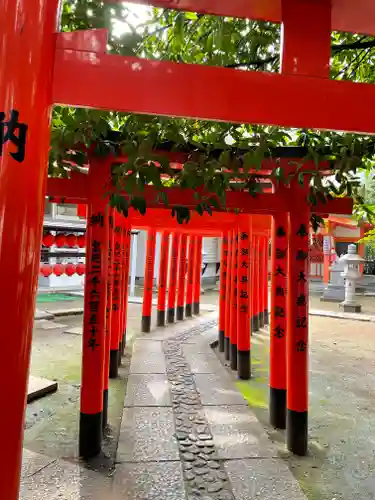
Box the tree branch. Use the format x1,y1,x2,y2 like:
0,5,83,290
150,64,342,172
225,55,278,69
224,38,375,70
331,38,375,52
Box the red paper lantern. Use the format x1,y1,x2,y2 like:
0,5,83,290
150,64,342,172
76,263,85,276
40,264,52,277
42,233,54,248
66,234,77,248
53,263,65,276
65,263,76,276
77,235,86,248
55,234,66,248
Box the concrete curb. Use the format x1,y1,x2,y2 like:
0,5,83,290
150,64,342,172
309,309,375,323
43,308,84,319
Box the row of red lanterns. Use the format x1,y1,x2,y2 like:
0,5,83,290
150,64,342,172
42,233,86,248
40,263,86,277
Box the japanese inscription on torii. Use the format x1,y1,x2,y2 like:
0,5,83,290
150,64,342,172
0,110,28,163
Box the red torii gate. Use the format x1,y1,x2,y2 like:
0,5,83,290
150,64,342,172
46,153,352,455
0,0,370,497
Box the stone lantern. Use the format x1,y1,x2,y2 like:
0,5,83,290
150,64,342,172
339,244,365,313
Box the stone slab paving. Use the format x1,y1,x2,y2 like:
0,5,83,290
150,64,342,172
117,406,179,462
194,373,248,406
204,406,277,460
21,449,55,479
20,456,113,500
21,313,306,500
27,376,58,403
115,315,306,500
64,325,83,335
124,374,172,407
114,462,186,500
129,350,167,374
225,459,306,500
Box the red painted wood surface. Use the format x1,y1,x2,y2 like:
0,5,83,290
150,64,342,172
47,177,354,217
185,236,196,311
105,0,375,36
219,233,229,336
157,232,170,312
193,236,203,308
142,229,157,319
54,46,375,135
168,233,180,314
81,199,109,413
177,234,188,312
270,214,288,392
0,2,60,496
237,218,251,352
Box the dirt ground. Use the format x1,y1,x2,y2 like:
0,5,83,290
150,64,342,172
25,300,165,463
27,288,375,499
236,315,375,500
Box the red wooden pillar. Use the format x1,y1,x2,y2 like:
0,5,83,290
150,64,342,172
219,232,229,352
230,228,238,371
167,233,180,323
264,235,270,325
103,211,114,429
251,235,260,332
269,214,288,429
287,206,310,455
259,236,265,328
109,219,122,378
117,225,125,367
193,236,203,314
177,234,188,321
0,2,60,495
237,217,251,379
120,224,131,354
80,200,109,458
281,0,330,456
185,236,196,317
256,236,261,330
157,231,170,326
142,229,156,332
224,232,233,360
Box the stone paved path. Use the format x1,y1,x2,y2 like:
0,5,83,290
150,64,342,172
21,314,306,499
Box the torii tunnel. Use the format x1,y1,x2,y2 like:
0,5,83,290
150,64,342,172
1,0,373,497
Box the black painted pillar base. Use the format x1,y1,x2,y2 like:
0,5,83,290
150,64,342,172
286,409,308,456
218,330,225,352
251,315,259,332
79,411,102,459
230,343,238,371
102,389,108,430
109,349,119,379
157,310,165,327
264,309,269,325
185,303,192,317
237,350,251,379
269,387,286,429
141,315,151,333
193,302,200,315
224,337,230,361
167,308,175,323
176,306,184,321
259,311,264,328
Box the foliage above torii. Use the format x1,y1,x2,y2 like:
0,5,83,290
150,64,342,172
53,1,375,227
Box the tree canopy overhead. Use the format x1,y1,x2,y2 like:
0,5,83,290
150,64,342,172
53,1,375,226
